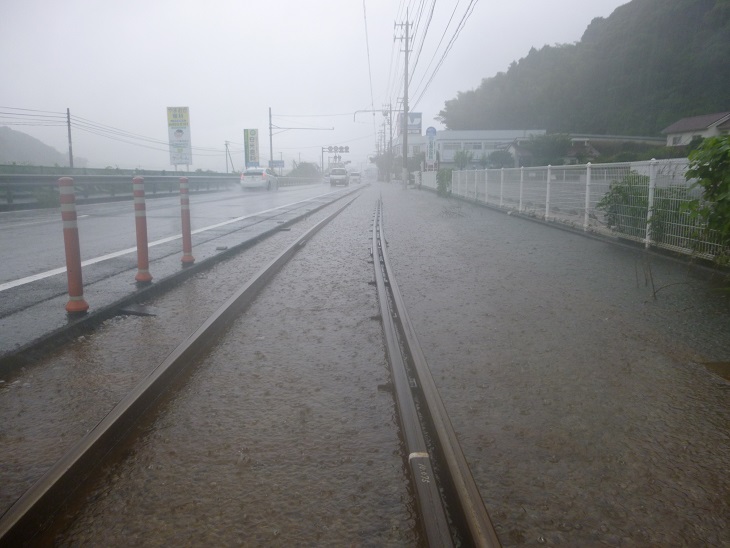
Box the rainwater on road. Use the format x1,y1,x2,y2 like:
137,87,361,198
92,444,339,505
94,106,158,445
1,182,728,546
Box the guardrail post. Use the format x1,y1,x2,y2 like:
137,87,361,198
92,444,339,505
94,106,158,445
132,176,152,283
499,168,504,207
546,165,552,219
58,177,89,314
584,163,592,231
485,169,489,204
179,177,195,266
519,167,524,211
646,158,657,248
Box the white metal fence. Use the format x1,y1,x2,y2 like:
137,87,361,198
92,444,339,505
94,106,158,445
420,160,724,260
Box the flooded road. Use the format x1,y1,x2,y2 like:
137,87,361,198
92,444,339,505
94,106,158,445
380,183,729,546
2,182,728,545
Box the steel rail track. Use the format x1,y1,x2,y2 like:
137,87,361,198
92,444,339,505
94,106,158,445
372,198,501,547
0,196,358,545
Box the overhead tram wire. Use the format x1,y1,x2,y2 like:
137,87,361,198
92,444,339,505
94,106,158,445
0,106,66,115
2,105,232,160
69,123,226,157
0,109,67,127
71,115,225,153
69,114,227,155
411,0,479,110
408,0,437,85
409,0,462,99
410,0,428,44
363,0,378,140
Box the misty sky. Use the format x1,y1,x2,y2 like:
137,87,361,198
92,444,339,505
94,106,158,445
1,0,628,172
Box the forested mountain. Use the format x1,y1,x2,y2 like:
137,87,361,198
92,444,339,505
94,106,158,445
0,126,68,166
437,0,730,136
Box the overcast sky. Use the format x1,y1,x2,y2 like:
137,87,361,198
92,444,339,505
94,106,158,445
1,0,628,172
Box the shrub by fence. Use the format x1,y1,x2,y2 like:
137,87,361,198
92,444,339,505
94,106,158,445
441,159,724,261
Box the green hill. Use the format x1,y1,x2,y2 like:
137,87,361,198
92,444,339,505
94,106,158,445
0,126,69,166
437,0,730,136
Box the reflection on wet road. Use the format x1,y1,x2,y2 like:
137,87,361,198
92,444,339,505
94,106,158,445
1,182,727,545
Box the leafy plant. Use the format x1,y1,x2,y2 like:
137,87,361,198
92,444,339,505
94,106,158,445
436,168,452,197
596,170,691,245
453,150,473,170
684,136,730,262
488,149,515,168
597,171,650,239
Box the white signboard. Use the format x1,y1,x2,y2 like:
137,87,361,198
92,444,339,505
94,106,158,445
167,107,192,166
426,126,437,167
244,129,260,167
397,112,423,136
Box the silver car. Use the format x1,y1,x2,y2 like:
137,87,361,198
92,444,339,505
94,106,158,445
329,168,349,187
240,167,279,191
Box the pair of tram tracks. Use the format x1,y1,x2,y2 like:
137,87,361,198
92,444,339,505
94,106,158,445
0,193,500,546
372,199,500,547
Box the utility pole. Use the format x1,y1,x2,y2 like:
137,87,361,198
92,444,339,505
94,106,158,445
66,108,74,169
269,107,274,171
225,141,235,173
396,13,410,188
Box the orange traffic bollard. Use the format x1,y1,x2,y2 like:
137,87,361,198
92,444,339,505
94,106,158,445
133,176,153,283
58,177,89,314
179,177,195,266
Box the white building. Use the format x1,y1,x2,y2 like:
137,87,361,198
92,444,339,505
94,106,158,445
392,129,546,168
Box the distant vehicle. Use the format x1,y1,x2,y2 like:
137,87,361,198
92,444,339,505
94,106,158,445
349,171,361,184
329,168,349,187
240,167,278,191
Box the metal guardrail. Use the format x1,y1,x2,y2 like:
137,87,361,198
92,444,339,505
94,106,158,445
0,174,324,210
0,174,237,208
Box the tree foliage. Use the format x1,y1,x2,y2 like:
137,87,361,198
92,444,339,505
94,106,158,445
521,134,572,166
487,150,514,168
287,162,319,178
685,136,730,260
437,0,730,136
453,150,473,170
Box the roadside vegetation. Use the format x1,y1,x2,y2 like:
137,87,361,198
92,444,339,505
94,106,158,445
684,136,730,263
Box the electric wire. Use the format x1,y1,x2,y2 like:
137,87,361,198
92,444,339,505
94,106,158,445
409,0,462,102
363,0,378,144
408,0,437,85
411,0,479,110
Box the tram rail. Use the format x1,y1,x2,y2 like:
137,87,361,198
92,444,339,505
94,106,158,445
372,199,501,547
0,198,356,544
1,193,501,546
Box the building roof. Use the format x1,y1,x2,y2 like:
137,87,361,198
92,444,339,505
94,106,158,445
661,112,730,134
437,129,545,141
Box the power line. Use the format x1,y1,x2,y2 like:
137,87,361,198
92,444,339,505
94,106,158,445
411,0,479,110
363,0,377,140
408,0,437,85
409,0,462,100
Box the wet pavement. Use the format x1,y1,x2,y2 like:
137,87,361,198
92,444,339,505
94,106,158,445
1,182,728,546
0,187,355,361
379,183,730,546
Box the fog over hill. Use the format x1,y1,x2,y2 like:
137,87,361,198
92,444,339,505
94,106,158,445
0,126,87,167
437,0,730,135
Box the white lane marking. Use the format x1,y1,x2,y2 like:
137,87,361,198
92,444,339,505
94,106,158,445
0,192,335,292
